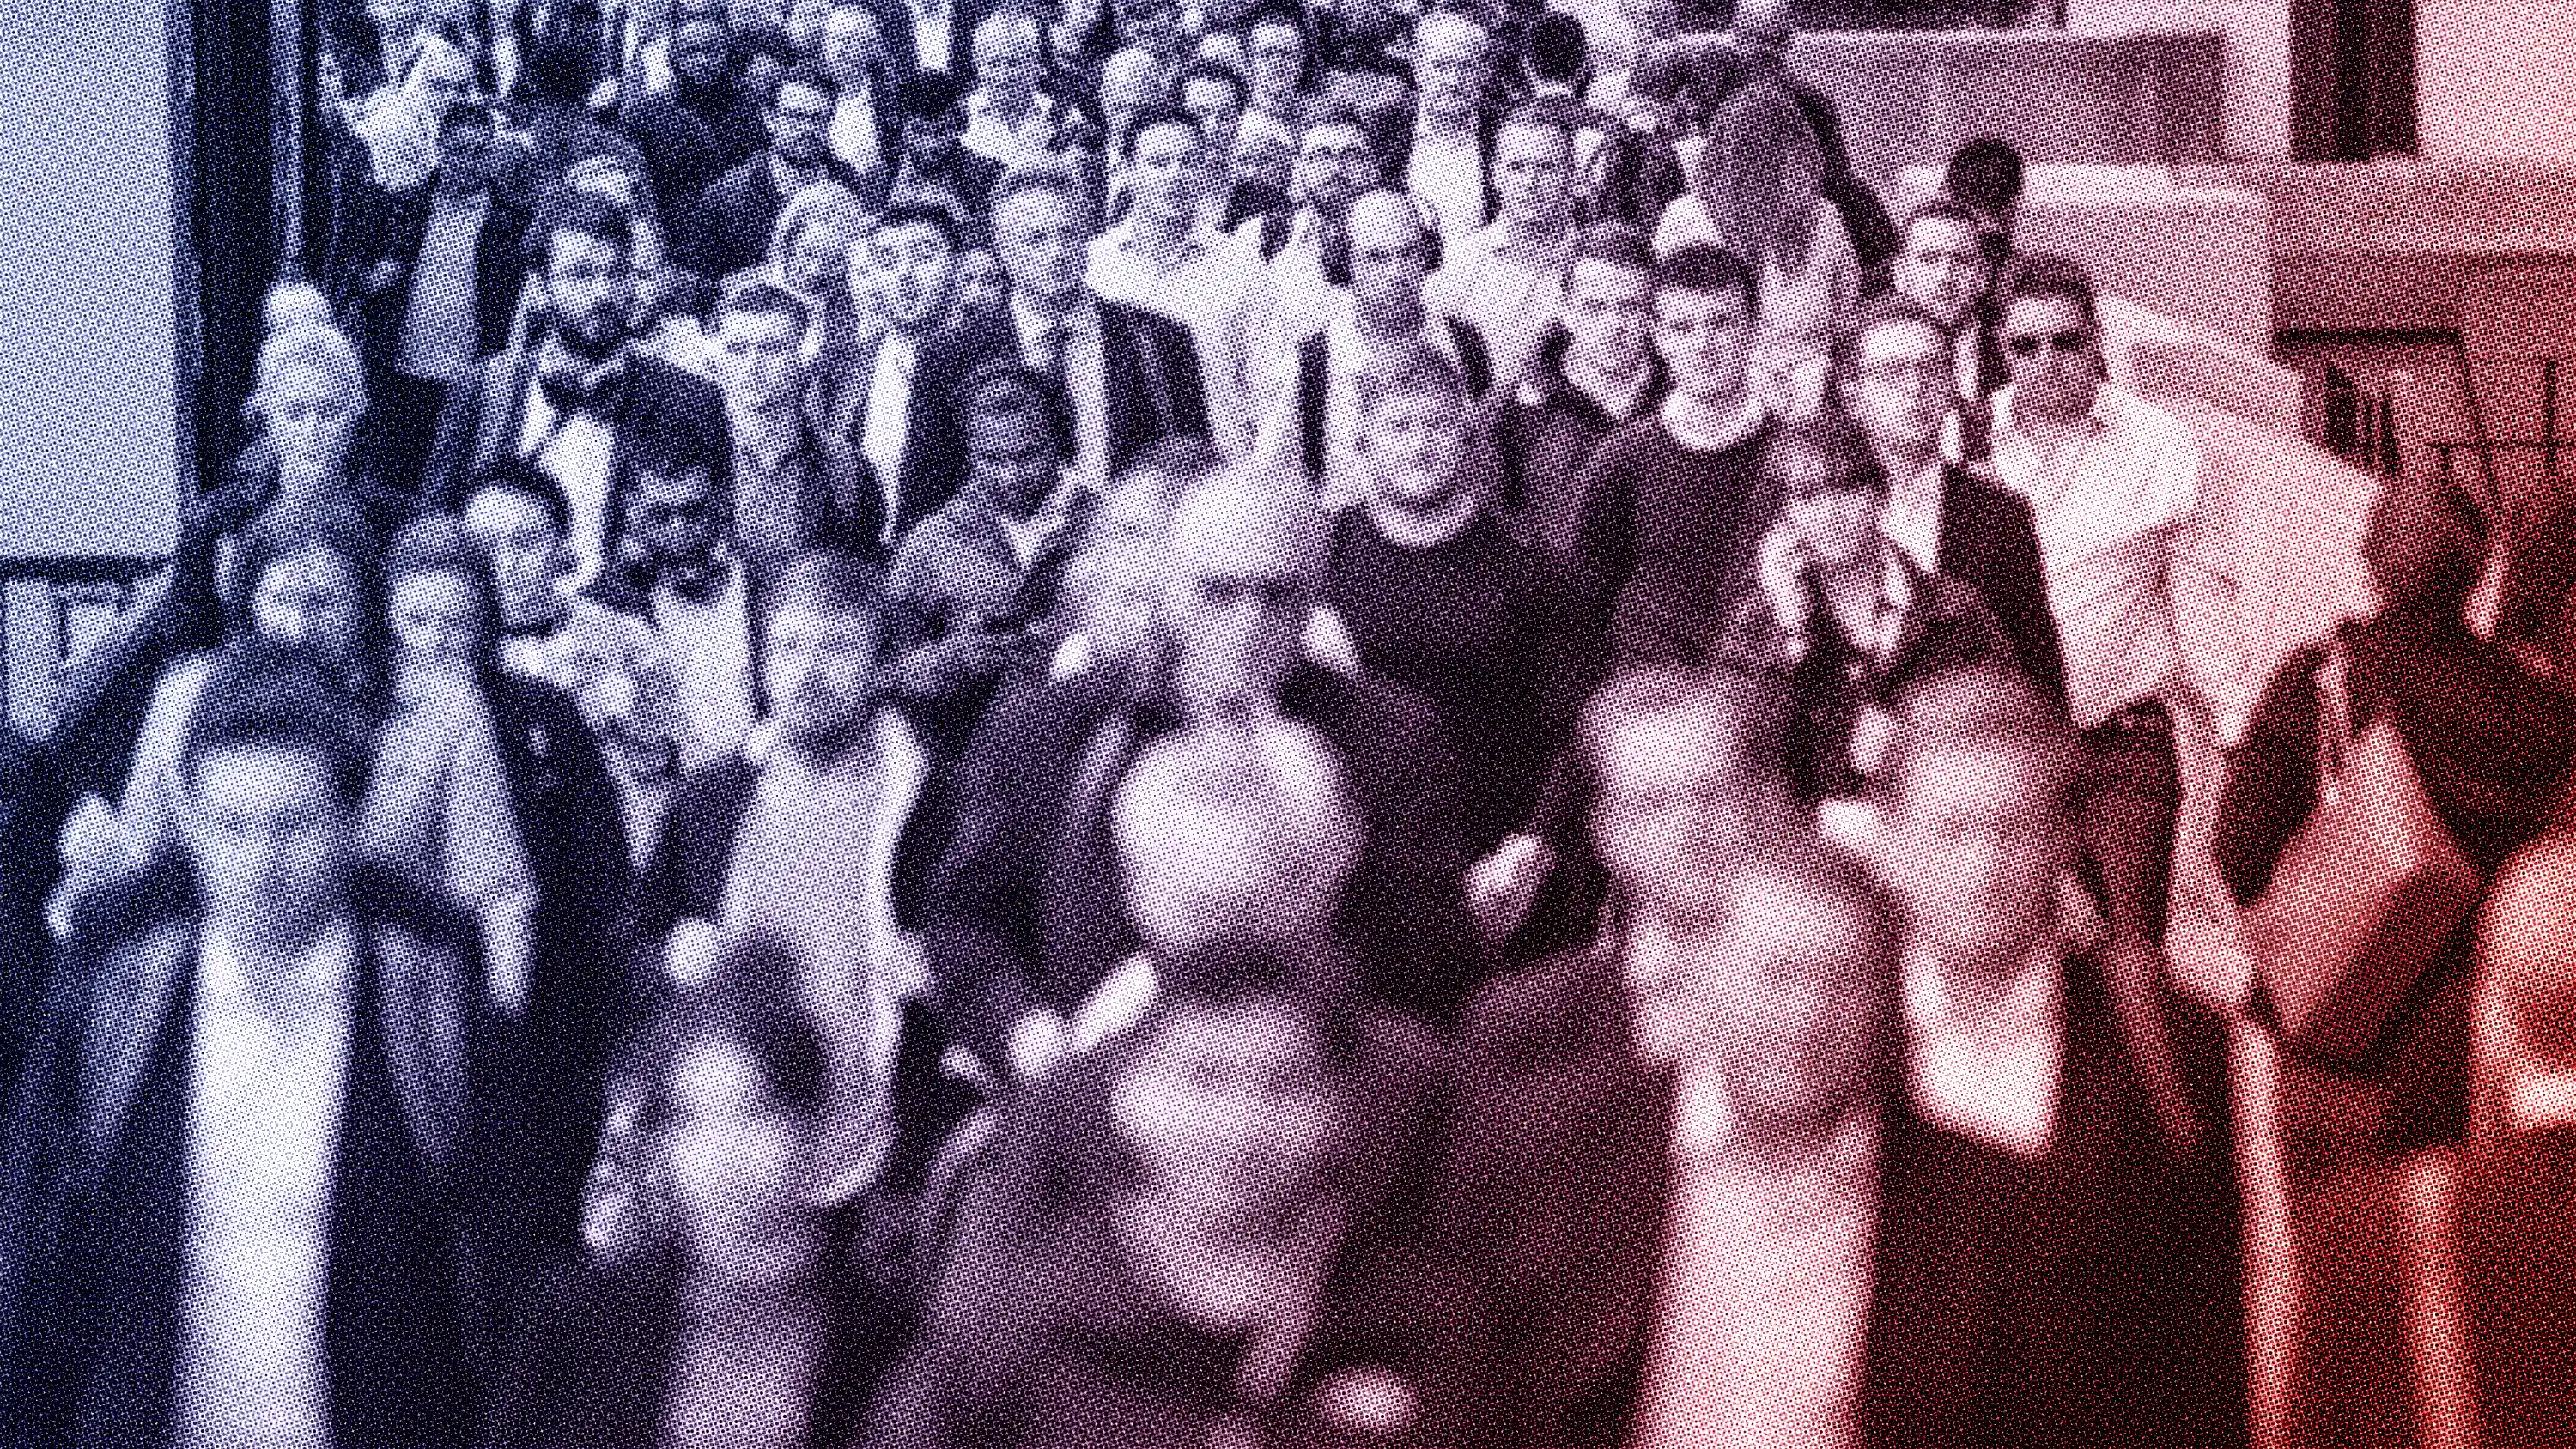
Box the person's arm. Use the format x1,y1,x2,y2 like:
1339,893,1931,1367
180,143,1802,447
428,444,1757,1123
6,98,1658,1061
438,690,542,1015
919,688,1063,1070
1351,704,1486,1024
2163,428,2253,746
421,366,487,511
2215,645,2324,908
1568,440,1636,640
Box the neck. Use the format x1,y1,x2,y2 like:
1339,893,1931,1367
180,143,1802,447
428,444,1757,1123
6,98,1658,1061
505,588,569,634
2018,385,2097,432
771,150,826,190
1131,205,1194,252
733,397,803,444
787,715,879,773
1564,347,1650,409
1366,487,1478,547
1500,211,1570,260
1424,103,1472,136
1871,434,1940,488
214,897,341,980
1018,286,1082,320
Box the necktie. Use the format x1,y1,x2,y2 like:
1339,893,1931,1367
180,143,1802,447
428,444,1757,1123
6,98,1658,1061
1036,321,1072,390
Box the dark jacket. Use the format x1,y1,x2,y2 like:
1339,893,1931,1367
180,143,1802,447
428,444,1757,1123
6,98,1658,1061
327,177,532,372
0,731,64,1097
1467,328,1670,563
1571,413,1774,641
617,89,726,227
732,415,890,582
682,150,884,283
1419,940,2245,1448
920,658,1482,1067
1933,464,2069,713
898,295,1211,535
421,343,731,518
674,76,770,171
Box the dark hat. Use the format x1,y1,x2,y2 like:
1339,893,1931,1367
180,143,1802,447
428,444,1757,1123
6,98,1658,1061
897,70,969,119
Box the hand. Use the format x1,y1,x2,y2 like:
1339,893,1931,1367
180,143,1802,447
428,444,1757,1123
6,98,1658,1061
1848,703,1898,779
364,257,404,294
1465,833,1555,941
665,917,725,987
1755,519,1815,635
1007,1008,1070,1082
904,631,1018,702
587,76,623,116
58,793,128,878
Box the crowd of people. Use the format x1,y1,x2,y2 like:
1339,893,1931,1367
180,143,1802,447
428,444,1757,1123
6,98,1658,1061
5,0,2576,1441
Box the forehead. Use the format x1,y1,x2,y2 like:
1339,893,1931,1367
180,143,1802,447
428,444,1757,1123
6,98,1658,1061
825,5,879,33
1893,739,2049,820
774,79,831,109
260,544,360,591
1655,282,1750,323
547,227,624,268
1300,121,1370,154
1597,704,1743,791
389,567,483,605
718,305,804,338
1130,118,1200,156
993,185,1075,229
874,218,953,252
190,743,345,805
664,1040,775,1114
1182,73,1241,105
1905,215,1983,254
1418,16,1485,57
1346,193,1422,244
1857,317,1947,359
635,468,716,500
1140,997,1328,1074
1566,256,1649,298
464,487,553,530
2000,292,2089,334
1495,119,1571,159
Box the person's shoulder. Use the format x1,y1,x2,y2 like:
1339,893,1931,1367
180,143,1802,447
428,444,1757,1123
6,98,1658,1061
1586,414,1669,469
1457,942,1626,1073
353,855,479,955
1099,296,1194,348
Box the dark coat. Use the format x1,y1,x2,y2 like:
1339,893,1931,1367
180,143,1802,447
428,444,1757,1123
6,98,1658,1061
920,658,1482,1068
327,177,533,372
897,295,1211,537
674,76,770,171
1934,464,2069,712
1465,328,1671,564
421,343,731,518
0,731,64,1097
1568,413,1773,640
617,89,726,226
1419,940,2245,1449
682,150,885,283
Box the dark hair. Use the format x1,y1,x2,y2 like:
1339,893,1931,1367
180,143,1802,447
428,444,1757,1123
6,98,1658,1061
1574,662,1791,810
1994,251,2098,330
1563,219,1654,286
1496,103,1577,152
1176,56,1248,106
1944,137,2026,222
731,21,797,68
462,455,574,533
1833,290,1951,375
872,200,964,252
181,638,374,806
2365,476,2489,609
769,58,840,108
535,188,635,269
1126,101,1204,149
714,275,814,335
762,547,888,625
1764,403,1883,495
1651,240,1759,318
227,495,392,692
896,67,968,119
635,940,834,1133
1527,12,1587,81
1297,100,1375,146
437,99,499,139
960,357,1076,459
611,423,726,499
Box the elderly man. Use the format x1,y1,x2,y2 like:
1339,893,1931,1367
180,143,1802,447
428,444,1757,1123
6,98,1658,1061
1428,106,1581,382
1400,8,1499,247
958,9,1071,163
920,469,1481,1079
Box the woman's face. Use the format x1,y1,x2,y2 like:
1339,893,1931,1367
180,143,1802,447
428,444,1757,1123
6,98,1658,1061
262,364,362,488
659,1040,823,1276
252,545,370,667
387,568,485,679
787,221,855,295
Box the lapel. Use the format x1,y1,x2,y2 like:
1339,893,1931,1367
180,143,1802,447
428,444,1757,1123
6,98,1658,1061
1862,1107,2016,1447
474,348,543,476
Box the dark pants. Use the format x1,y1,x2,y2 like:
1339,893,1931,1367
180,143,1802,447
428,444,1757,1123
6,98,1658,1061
2081,697,2184,943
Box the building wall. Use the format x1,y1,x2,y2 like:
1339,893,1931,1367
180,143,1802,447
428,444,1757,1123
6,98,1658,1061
2068,0,2294,160
2415,0,2576,165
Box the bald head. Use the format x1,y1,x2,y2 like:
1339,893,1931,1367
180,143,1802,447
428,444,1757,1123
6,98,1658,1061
1160,472,1327,721
1114,716,1364,956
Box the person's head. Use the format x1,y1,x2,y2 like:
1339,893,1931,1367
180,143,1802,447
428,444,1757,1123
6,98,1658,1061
1159,471,1328,719
535,190,640,356
761,549,887,746
617,431,729,567
636,954,835,1278
251,324,369,490
1353,340,1470,513
1556,221,1656,376
1698,82,1822,264
1242,9,1306,102
1413,9,1490,126
1176,58,1247,159
1113,0,1186,61
1343,188,1434,332
1125,105,1207,226
1525,11,1584,86
1064,537,1168,661
1871,663,2079,979
1099,434,1226,543
1729,0,1795,60
1768,406,1885,572
369,0,425,37
522,0,611,100
972,9,1045,105
179,642,372,949
262,281,335,336
229,499,387,676
434,99,501,191
1838,293,1957,458
987,161,1096,310
955,246,1005,310
732,21,795,97
1944,136,2025,244
404,27,483,115
711,278,814,417
672,10,732,87
1994,252,2102,423
381,514,498,681
960,361,1072,518
2363,475,2488,610
818,0,884,81
896,70,969,169
1577,664,1797,925
1229,110,1294,195
1492,108,1576,234
769,180,868,296
784,0,831,52
866,203,962,332
1098,47,1165,148
1616,0,1678,45
460,459,574,627
763,61,839,167
1292,107,1379,218
1891,197,1990,332
1650,242,1757,403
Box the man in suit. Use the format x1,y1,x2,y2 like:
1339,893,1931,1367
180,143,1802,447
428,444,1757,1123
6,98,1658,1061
680,60,881,281
1886,198,2008,415
898,160,1210,527
424,190,730,591
817,202,965,549
1838,291,2067,711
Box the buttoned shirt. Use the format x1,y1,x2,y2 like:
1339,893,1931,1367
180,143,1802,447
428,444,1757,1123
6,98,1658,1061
1234,205,1347,345
862,330,920,538
1406,116,1486,247
1088,220,1285,457
960,88,1059,165
1988,380,2243,733
517,340,627,591
1427,220,1572,383
167,924,360,1449
1252,309,1474,510
1009,293,1111,492
906,0,954,71
1879,458,1947,577
1903,933,2068,1160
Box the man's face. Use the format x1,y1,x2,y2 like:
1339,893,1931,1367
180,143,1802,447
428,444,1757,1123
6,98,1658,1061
1345,191,1430,325
1997,294,2102,421
1359,386,1467,511
1892,215,1989,330
629,469,725,564
388,569,485,680
1880,742,2067,972
715,306,806,413
1773,447,1880,571
1492,120,1573,231
415,45,480,111
1160,492,1314,719
658,1040,822,1274
1114,0,1184,60
252,546,369,669
966,404,1063,518
463,488,566,627
1126,119,1204,224
787,220,853,294
1560,257,1653,378
1293,123,1377,217
1653,282,1753,403
263,363,362,488
1181,76,1242,159
1112,997,1347,1228
1247,21,1303,97
543,228,637,355
762,603,879,743
902,106,963,169
868,220,958,331
1589,705,1764,923
765,79,835,167
975,23,1042,103
673,17,730,85
990,186,1091,309
184,745,355,944
820,5,882,76
1413,18,1488,119
1844,318,1954,455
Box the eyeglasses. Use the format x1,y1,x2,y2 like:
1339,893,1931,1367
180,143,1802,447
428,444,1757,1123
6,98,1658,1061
2003,328,2093,359
1851,357,1950,387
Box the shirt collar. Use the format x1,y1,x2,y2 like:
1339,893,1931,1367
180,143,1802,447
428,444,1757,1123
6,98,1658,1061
1991,380,2117,442
200,920,361,1022
1009,290,1100,349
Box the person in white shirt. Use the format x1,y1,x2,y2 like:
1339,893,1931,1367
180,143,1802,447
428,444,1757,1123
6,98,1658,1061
1089,104,1285,457
959,9,1066,164
819,0,893,176
1428,105,1579,384
1406,8,1494,247
1983,252,2245,990
1235,105,1384,337
835,202,965,544
607,441,764,761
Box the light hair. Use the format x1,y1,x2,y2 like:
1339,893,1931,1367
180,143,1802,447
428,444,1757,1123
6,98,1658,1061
1352,337,1467,418
1111,716,1364,894
973,6,1042,54
253,323,369,419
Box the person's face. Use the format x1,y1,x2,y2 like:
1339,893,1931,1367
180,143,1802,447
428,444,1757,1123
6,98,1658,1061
387,569,485,680
414,44,478,110
1180,76,1242,158
902,106,963,168
715,306,806,413
1160,495,1315,718
787,221,854,296
1653,282,1754,403
1112,997,1349,1227
1492,120,1573,229
674,17,731,85
956,248,1006,311
1078,555,1164,661
1231,129,1292,196
1247,21,1303,98
1293,123,1376,215
370,0,423,34
1997,294,2101,420
1345,192,1431,324
1589,705,1765,922
1126,119,1204,223
1114,0,1183,59
252,546,369,667
742,50,786,100
822,7,884,76
543,228,638,354
1359,386,1467,511
630,469,725,563
763,603,879,742
261,364,361,487
183,745,355,946
1774,449,1880,571
658,1040,823,1274
1892,216,1988,330
765,79,835,167
1414,21,1489,121
1100,52,1161,119
975,25,1042,102
462,489,566,627
868,220,958,331
966,405,1063,518
1559,257,1652,377
1844,319,1954,454
437,118,496,190
990,187,1091,309
1880,743,2067,972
